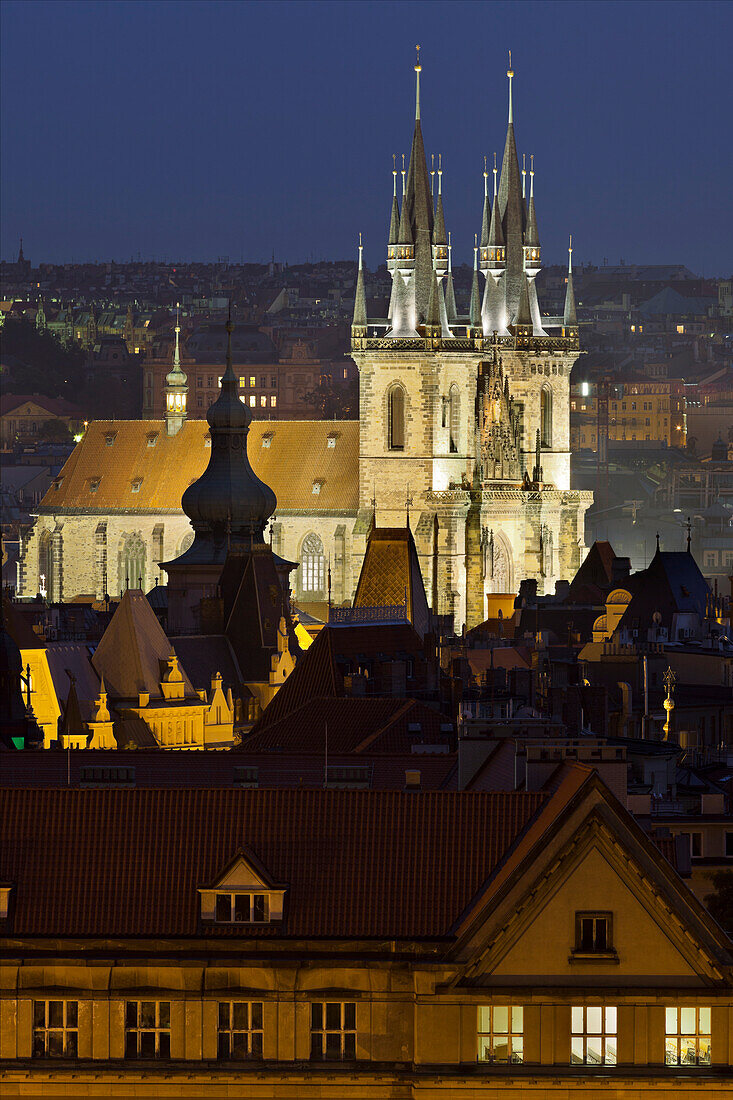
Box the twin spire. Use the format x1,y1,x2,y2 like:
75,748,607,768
352,51,576,340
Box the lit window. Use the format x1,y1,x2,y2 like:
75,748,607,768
249,396,256,408
33,1001,78,1058
261,433,273,448
571,1006,617,1065
477,1005,523,1063
239,377,246,387
270,395,276,407
249,375,255,387
260,395,267,407
218,1001,263,1061
310,1002,356,1061
89,478,101,494
665,1007,710,1065
214,892,270,923
125,1001,170,1059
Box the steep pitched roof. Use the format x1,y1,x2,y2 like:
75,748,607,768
353,526,430,639
91,589,196,701
615,549,710,637
39,419,359,515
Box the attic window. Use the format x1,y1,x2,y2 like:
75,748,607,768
261,432,274,449
131,478,143,493
204,434,211,448
572,912,617,960
104,432,117,447
52,477,64,491
312,479,324,495
89,478,101,494
147,432,158,447
215,892,269,924
327,433,338,448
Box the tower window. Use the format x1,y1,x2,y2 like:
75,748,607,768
388,385,405,451
541,386,553,448
449,384,460,453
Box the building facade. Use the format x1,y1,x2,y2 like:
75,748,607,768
1,773,732,1097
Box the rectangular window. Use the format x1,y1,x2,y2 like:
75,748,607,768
260,376,266,388
124,1000,170,1059
270,375,277,388
477,1005,523,1063
270,395,277,407
310,1001,356,1061
665,1007,711,1065
260,395,267,407
217,1001,263,1060
249,375,256,388
197,377,202,387
214,892,269,923
249,395,256,408
571,1006,617,1065
33,1000,78,1058
575,912,612,953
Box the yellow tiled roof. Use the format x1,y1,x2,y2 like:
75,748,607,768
40,419,359,514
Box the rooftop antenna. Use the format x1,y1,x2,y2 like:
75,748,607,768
507,49,514,124
414,44,421,121
401,153,406,197
522,153,526,199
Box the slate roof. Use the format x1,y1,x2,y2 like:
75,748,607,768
0,787,548,939
39,419,359,514
615,549,710,637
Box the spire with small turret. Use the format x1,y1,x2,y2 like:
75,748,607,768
470,236,482,330
164,302,188,436
388,155,400,245
480,156,491,251
444,231,458,323
352,234,368,333
563,235,578,330
498,52,527,324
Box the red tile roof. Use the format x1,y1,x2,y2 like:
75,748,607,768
0,788,546,940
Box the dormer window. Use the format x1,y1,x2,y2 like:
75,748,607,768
199,852,286,926
146,432,158,448
89,478,101,494
131,478,143,493
104,432,117,447
204,434,211,448
52,476,64,491
327,433,338,449
312,479,324,495
215,892,269,924
261,432,273,449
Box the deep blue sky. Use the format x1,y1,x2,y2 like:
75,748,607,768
2,0,731,274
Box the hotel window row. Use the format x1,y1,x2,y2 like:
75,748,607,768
28,999,714,1065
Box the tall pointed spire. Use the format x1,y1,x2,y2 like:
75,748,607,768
426,265,441,330
563,234,578,328
470,235,481,329
388,155,400,245
525,155,540,248
445,231,458,323
514,272,532,329
480,156,491,249
415,44,421,119
352,233,367,329
498,52,526,324
432,153,447,247
398,45,435,323
173,302,181,368
522,153,526,201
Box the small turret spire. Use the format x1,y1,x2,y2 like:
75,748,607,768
414,44,421,120
470,234,481,328
563,234,577,328
507,50,514,124
388,156,400,244
522,153,526,200
480,156,491,249
430,153,435,199
173,301,181,368
445,230,458,323
529,153,534,200
437,152,442,196
493,151,498,197
393,153,397,197
401,153,406,197
165,300,188,435
353,233,367,328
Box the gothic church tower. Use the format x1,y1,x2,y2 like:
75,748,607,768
351,53,591,630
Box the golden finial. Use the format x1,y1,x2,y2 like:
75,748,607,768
415,44,421,71
507,48,513,77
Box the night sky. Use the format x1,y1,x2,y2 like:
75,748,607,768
2,0,731,274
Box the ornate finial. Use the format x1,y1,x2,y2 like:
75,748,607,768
662,666,676,741
530,153,535,200
447,229,452,271
507,49,514,123
568,234,573,274
414,45,421,120
401,153,406,197
392,153,397,197
493,151,498,197
437,152,442,195
484,154,489,197
522,153,526,199
173,301,181,368
430,153,435,197
358,231,363,269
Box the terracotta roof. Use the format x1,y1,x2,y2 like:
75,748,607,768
243,696,452,755
353,526,430,637
0,787,546,939
39,419,359,514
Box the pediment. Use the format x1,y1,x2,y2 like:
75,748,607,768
451,787,731,989
205,849,282,892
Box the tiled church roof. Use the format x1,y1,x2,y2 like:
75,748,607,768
39,419,359,514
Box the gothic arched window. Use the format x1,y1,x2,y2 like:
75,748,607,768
388,385,405,451
118,532,147,592
300,533,325,596
449,384,460,453
541,385,553,448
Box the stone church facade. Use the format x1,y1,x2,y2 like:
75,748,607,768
18,62,591,631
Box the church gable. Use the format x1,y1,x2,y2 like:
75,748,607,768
453,777,731,988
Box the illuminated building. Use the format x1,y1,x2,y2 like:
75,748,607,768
571,379,687,450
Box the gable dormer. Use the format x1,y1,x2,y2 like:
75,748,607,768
199,851,287,926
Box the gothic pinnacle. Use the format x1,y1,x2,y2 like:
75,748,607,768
353,233,368,328
563,234,577,327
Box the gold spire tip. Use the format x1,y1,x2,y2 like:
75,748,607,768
415,43,421,71
507,48,513,77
